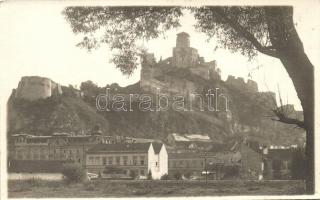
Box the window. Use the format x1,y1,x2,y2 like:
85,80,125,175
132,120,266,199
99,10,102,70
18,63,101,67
95,156,100,165
133,156,137,165
89,156,94,164
140,170,145,176
108,157,113,165
155,162,158,167
123,156,128,165
116,156,120,165
140,156,145,165
102,157,107,165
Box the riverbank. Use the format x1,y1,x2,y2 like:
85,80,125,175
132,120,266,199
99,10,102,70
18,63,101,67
8,179,305,197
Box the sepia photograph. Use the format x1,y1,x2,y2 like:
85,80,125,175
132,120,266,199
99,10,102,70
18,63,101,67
0,0,319,199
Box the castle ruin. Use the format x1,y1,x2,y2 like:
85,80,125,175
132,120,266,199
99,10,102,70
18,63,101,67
15,76,63,101
140,32,221,95
225,75,258,93
140,32,260,96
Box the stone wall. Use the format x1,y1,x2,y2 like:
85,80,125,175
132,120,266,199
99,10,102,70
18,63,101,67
226,75,258,93
15,76,62,101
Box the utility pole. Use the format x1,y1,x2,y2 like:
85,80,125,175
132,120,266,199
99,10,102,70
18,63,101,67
204,151,207,185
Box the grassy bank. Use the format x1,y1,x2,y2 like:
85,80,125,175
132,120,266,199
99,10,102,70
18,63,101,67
8,179,305,198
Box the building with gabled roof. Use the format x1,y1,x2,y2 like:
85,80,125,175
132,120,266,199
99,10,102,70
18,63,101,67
85,142,168,180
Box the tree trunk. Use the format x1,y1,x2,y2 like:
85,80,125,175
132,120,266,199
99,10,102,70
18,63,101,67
279,51,314,194
265,7,315,193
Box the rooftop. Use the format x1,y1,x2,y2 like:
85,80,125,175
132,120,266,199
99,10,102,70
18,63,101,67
177,32,190,37
87,143,152,153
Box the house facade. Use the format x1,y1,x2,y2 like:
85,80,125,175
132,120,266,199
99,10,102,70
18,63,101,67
8,132,140,172
85,143,168,179
168,147,241,179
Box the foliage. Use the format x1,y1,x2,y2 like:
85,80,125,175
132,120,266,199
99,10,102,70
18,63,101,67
192,7,270,59
104,166,126,175
63,7,183,75
173,171,182,180
183,171,192,179
223,166,240,179
61,163,86,183
80,80,102,97
160,173,169,180
147,170,152,180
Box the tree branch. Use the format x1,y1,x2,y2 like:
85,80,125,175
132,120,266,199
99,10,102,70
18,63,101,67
272,109,305,128
215,8,280,58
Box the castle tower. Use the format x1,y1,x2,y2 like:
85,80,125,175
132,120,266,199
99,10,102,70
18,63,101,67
172,32,199,68
176,32,190,48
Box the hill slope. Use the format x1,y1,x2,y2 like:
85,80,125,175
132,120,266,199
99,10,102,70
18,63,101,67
7,75,305,146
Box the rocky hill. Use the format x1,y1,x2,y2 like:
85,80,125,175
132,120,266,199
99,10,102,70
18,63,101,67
7,32,305,146
7,74,305,146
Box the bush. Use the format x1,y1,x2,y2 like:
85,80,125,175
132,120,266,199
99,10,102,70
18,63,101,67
160,174,169,180
147,170,152,180
173,171,182,180
84,182,95,191
183,171,192,179
61,163,86,183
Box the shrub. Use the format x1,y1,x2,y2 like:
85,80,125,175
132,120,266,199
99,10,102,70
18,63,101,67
84,182,95,191
147,170,152,180
173,171,182,180
160,174,169,180
61,163,86,183
183,171,192,179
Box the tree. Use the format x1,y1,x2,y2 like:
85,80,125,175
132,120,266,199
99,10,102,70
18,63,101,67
63,6,314,192
63,7,182,76
61,163,86,183
192,6,314,192
173,171,182,180
147,170,153,180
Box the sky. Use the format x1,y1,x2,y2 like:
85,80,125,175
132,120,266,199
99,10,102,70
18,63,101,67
1,1,320,111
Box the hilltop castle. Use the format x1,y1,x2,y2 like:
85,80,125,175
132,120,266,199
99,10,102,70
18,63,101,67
15,76,63,101
140,32,259,96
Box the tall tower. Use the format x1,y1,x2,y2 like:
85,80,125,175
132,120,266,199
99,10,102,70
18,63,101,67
176,32,190,48
172,32,199,68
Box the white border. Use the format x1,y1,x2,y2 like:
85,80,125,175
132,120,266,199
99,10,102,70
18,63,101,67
0,0,319,199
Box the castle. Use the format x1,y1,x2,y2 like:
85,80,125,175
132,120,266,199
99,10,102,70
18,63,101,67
140,32,221,95
140,32,259,95
15,76,63,101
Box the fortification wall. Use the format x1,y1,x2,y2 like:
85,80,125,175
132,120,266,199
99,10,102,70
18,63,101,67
172,47,199,68
226,75,258,93
15,76,62,101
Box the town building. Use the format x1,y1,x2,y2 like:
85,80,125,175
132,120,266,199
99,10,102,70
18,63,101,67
262,148,294,180
168,140,242,179
85,143,168,179
8,131,139,172
165,133,214,152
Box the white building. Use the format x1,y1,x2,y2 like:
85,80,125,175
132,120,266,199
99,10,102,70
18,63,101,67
85,142,168,180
